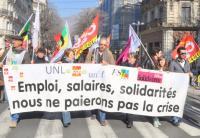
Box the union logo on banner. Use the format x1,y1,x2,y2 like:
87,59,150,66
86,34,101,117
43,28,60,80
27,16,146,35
112,69,129,79
3,68,9,75
11,86,16,91
72,66,82,77
20,72,24,78
137,71,163,83
8,76,13,82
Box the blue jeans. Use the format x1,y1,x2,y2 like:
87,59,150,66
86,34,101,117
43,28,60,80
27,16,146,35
11,113,20,122
8,88,19,122
99,110,106,122
62,112,71,124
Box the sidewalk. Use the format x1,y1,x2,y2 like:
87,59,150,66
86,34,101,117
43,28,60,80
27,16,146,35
188,86,200,96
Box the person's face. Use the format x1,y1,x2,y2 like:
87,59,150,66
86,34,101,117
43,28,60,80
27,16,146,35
68,51,75,60
99,39,108,52
156,50,163,58
159,58,166,67
37,52,45,58
128,56,136,64
178,50,187,59
13,39,23,48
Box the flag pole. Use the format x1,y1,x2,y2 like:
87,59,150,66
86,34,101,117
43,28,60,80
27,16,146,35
130,26,155,68
18,13,33,36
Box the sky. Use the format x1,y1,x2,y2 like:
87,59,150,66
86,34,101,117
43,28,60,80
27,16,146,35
48,0,99,18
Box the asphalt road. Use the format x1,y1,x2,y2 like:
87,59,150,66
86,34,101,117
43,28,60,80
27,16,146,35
0,102,200,138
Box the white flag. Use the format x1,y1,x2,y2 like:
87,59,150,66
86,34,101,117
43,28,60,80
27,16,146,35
129,25,142,53
32,3,40,50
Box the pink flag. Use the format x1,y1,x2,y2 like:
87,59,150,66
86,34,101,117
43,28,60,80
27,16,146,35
115,38,131,65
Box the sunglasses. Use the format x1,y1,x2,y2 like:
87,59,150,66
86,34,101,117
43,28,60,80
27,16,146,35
180,53,186,55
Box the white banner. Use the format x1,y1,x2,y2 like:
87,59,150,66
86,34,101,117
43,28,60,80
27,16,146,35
3,64,189,117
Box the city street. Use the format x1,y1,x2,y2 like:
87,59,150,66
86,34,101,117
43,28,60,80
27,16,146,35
0,88,200,138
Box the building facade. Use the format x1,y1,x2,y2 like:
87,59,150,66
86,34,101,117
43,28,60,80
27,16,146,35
99,0,142,53
141,0,200,60
0,0,33,37
32,0,47,12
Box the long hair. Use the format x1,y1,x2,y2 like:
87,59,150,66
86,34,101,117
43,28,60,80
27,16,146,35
157,57,168,71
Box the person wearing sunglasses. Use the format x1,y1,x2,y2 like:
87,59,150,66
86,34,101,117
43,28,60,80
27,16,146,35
169,47,193,126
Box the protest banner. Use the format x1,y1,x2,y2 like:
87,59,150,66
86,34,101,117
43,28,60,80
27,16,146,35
3,64,189,117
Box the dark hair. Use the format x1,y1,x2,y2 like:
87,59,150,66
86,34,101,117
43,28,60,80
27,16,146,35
128,52,138,59
9,35,23,41
151,48,161,56
64,49,74,58
177,47,186,54
37,47,46,54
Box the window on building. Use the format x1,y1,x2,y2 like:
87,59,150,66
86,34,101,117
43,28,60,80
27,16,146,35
181,6,191,24
159,6,163,19
151,10,154,20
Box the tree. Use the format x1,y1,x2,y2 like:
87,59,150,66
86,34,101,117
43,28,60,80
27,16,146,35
68,8,109,43
40,6,64,51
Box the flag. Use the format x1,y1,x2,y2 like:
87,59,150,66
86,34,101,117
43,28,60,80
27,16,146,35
32,3,40,50
50,21,72,63
115,25,142,65
73,15,99,59
129,25,141,53
89,35,101,52
115,38,131,65
171,35,187,60
19,14,33,49
171,35,200,63
54,33,61,43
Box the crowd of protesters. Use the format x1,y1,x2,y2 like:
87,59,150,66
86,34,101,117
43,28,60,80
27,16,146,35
0,34,195,129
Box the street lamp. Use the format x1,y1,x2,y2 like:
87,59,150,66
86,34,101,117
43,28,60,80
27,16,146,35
132,21,144,37
131,21,144,63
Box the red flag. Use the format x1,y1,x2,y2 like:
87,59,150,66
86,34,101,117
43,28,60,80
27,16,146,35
73,15,99,59
171,35,187,60
171,35,200,63
54,33,61,43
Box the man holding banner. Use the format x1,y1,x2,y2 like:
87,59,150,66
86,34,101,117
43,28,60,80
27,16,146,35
5,35,31,128
85,37,115,126
169,47,192,126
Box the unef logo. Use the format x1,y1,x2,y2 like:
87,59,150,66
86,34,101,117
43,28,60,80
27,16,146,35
112,69,129,79
72,66,81,77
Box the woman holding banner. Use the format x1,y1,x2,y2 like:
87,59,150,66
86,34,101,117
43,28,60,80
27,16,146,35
59,49,75,127
121,52,141,128
153,56,169,127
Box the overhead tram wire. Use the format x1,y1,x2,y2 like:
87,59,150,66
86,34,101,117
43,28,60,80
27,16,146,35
49,0,96,3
